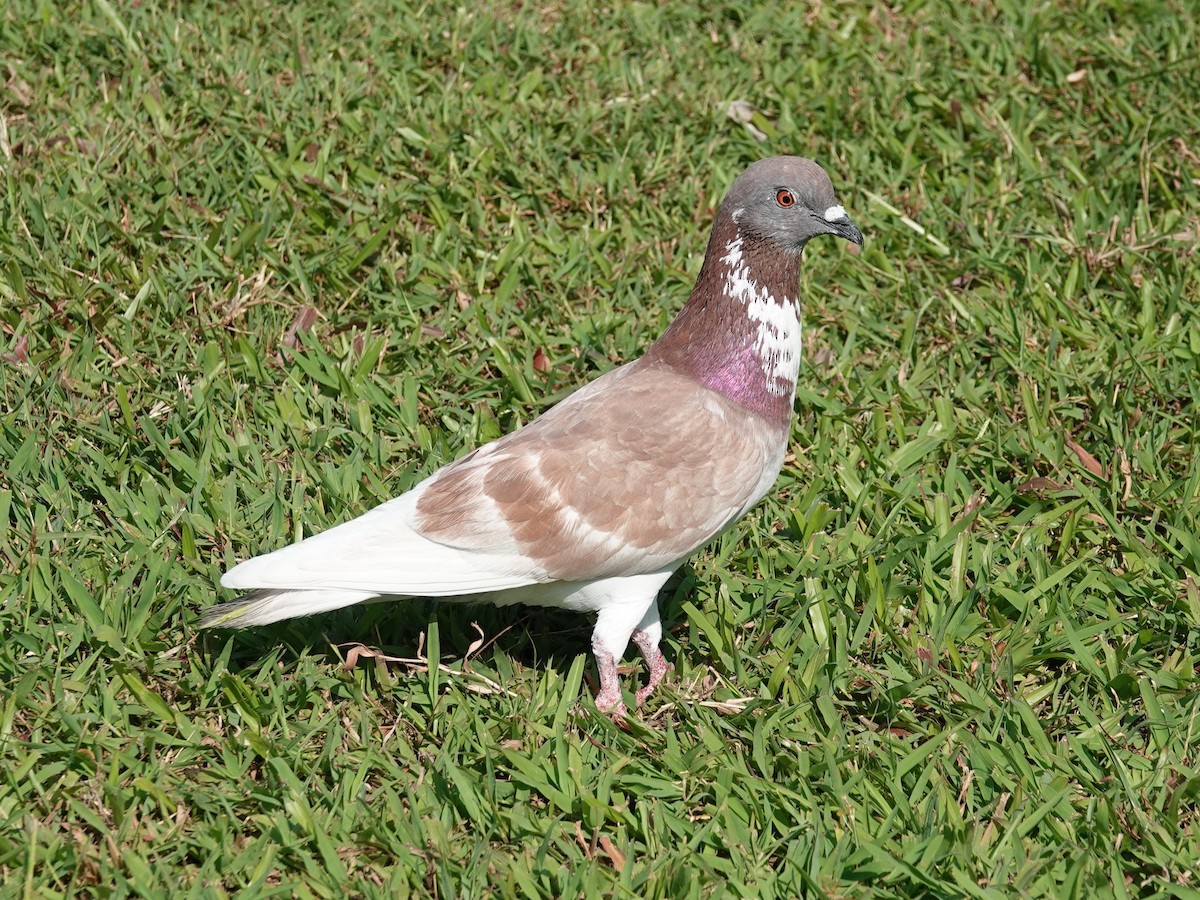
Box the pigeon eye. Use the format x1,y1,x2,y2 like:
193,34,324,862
776,189,795,208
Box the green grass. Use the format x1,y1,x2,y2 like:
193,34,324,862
2,0,1200,895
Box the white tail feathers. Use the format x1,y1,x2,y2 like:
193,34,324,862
199,587,383,629
214,489,546,600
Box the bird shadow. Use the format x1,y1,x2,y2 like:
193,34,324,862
201,567,696,696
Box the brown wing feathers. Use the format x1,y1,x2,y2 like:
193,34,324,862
413,365,779,581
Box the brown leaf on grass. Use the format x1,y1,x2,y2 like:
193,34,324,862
463,622,486,661
598,836,626,871
532,347,551,373
342,643,410,670
45,135,96,156
338,640,513,695
956,752,975,808
952,492,987,526
6,71,34,107
217,265,272,327
1064,434,1106,478
2,333,28,364
1117,449,1132,502
282,305,319,349
1015,476,1068,495
696,696,753,714
574,821,591,857
980,792,1011,848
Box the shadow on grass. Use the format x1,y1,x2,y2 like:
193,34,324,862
199,566,696,690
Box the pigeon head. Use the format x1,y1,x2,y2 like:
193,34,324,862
645,156,861,425
722,156,864,251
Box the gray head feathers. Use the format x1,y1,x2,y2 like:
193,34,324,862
722,156,863,251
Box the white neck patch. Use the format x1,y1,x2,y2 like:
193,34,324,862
719,235,801,396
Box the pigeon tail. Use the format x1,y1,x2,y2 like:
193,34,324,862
198,587,382,629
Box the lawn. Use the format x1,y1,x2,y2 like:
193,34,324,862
2,0,1199,896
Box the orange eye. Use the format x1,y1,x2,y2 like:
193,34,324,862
776,189,795,207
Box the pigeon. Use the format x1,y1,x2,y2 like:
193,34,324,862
202,156,863,716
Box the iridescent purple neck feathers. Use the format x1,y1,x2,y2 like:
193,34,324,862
645,213,804,426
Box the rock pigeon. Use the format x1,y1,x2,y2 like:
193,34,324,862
203,156,863,715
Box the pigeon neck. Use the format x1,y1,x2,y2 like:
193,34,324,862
646,215,804,426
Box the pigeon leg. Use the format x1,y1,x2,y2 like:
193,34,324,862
592,645,625,717
631,603,668,706
590,589,662,717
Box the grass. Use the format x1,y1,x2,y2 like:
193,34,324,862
2,0,1199,895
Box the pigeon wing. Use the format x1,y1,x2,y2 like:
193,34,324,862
412,360,788,582
221,360,787,597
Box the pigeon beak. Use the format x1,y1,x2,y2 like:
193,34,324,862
819,204,863,246
828,218,864,247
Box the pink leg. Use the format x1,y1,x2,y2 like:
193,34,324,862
631,601,668,705
592,644,627,718
587,577,673,718
632,628,668,705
